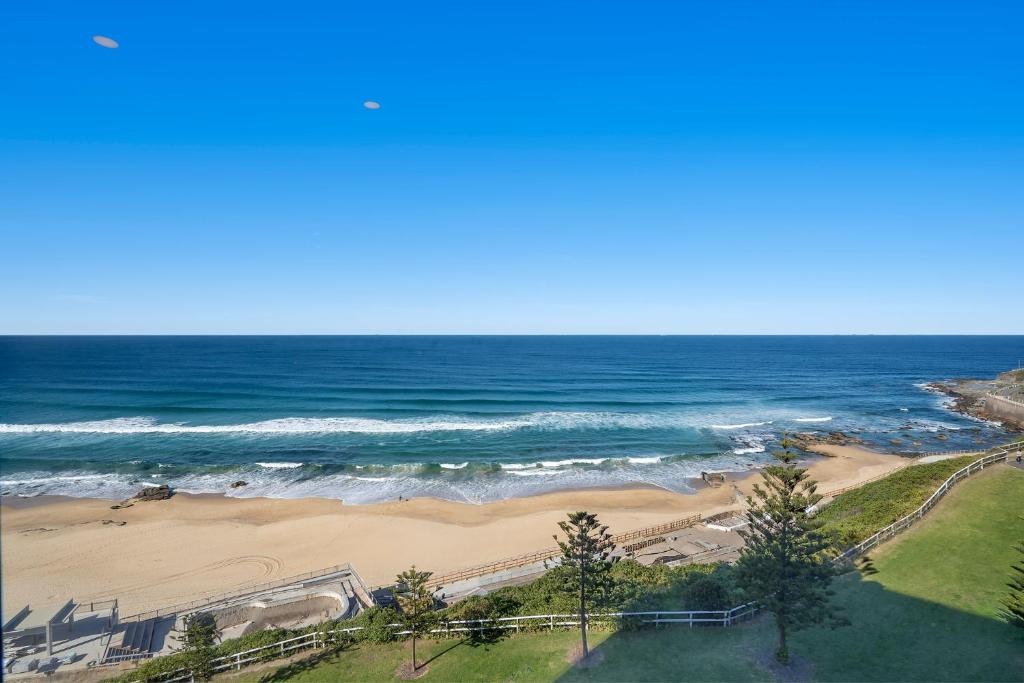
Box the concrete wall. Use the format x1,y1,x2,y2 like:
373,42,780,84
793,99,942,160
984,394,1024,428
208,593,345,631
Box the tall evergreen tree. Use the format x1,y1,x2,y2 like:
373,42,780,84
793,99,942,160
394,566,438,671
180,612,220,680
554,511,616,659
735,436,844,663
1000,540,1024,628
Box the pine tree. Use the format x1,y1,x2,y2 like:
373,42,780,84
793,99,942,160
735,436,844,663
180,612,220,680
1000,541,1024,628
554,511,616,659
394,566,438,671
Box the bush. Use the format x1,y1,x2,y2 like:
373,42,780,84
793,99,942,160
681,572,733,611
347,605,400,643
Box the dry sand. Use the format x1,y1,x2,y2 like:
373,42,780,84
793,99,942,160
1,445,910,615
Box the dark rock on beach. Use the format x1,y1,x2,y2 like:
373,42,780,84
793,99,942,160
134,484,174,501
229,480,248,489
110,484,174,509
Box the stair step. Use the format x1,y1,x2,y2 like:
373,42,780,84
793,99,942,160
140,618,155,653
119,622,137,651
129,620,146,651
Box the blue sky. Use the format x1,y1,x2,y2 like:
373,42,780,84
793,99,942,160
1,1,1022,334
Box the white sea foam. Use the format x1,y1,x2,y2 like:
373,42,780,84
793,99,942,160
539,458,608,468
793,416,833,423
0,447,776,504
0,473,109,486
255,461,304,469
0,411,802,435
731,434,767,455
0,416,530,435
439,462,468,469
627,456,664,464
711,421,772,430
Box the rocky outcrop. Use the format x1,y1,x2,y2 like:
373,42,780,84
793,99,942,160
925,369,1024,432
789,431,866,453
110,484,174,509
229,480,248,489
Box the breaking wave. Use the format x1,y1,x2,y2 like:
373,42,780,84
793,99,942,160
711,421,772,430
0,450,766,504
0,412,836,436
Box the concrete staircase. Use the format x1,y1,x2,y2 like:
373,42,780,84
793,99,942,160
103,616,168,661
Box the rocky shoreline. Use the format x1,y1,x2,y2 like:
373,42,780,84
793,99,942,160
924,369,1024,432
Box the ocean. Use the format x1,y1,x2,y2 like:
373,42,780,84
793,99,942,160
1,336,1020,503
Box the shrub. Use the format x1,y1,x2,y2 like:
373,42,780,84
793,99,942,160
348,605,400,643
681,572,733,610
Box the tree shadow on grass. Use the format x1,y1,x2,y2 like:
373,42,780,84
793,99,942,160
421,638,465,666
256,642,355,682
555,570,1024,682
421,625,510,667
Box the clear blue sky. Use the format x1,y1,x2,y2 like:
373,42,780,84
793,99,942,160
1,1,1021,334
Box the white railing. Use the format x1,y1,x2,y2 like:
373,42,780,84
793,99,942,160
836,445,1013,561
119,604,759,682
987,386,1024,409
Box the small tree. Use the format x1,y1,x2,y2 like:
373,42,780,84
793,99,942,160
735,436,844,663
180,612,220,680
394,566,438,671
1001,540,1024,628
554,511,616,659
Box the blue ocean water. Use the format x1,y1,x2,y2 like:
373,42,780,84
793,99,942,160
1,336,1021,503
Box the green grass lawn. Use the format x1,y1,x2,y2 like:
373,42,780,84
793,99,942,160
226,465,1024,683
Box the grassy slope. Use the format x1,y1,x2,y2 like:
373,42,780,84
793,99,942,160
791,465,1024,682
230,466,1024,683
815,455,979,546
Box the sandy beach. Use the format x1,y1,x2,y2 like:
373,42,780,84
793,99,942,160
1,445,910,615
